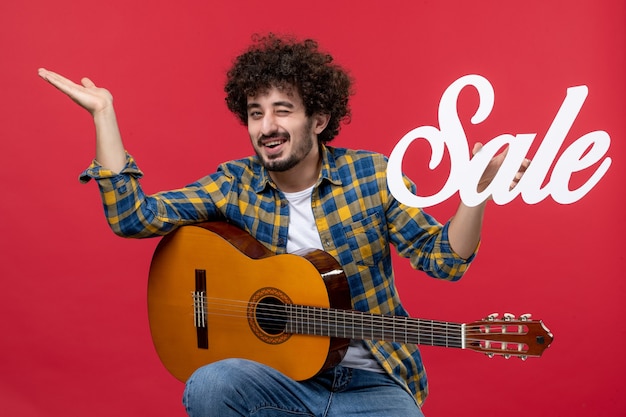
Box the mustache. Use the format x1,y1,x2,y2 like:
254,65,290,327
260,132,289,141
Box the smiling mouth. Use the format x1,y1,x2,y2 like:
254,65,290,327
260,135,289,149
264,139,286,148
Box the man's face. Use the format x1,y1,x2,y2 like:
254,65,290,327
247,87,318,172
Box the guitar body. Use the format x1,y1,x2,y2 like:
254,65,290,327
148,222,351,382
148,222,553,383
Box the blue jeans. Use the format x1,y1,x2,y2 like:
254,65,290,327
183,358,425,417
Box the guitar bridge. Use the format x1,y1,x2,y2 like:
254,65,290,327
193,269,209,349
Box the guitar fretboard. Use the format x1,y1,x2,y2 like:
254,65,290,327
284,304,464,348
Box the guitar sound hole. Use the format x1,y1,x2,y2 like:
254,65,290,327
256,296,287,335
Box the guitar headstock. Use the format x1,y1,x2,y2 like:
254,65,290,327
465,313,553,360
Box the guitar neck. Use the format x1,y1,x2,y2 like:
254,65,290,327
285,304,464,348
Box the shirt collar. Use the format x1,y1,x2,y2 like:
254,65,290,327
251,144,343,194
318,145,343,186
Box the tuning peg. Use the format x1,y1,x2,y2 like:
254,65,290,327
486,353,495,358
520,356,528,361
504,354,511,359
519,313,532,321
486,313,499,321
503,313,515,321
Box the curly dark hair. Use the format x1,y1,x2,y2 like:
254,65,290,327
225,33,353,143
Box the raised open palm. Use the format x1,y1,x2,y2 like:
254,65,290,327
38,68,113,116
38,68,126,172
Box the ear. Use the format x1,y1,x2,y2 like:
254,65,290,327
312,113,331,134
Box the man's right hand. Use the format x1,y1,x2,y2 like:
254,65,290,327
38,68,127,172
38,68,114,117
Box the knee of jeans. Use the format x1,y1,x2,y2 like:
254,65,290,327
185,359,254,398
184,360,238,413
187,359,240,385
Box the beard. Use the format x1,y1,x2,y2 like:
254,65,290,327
255,119,316,172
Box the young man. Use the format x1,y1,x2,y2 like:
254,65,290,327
39,34,528,417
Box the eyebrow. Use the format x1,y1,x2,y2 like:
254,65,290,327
247,100,296,110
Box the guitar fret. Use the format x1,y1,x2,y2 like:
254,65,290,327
326,309,337,335
296,304,300,335
439,323,448,346
360,312,365,340
317,307,321,336
327,307,331,338
350,308,354,339
381,315,388,340
315,307,319,336
285,304,292,333
428,320,437,346
354,311,362,340
404,316,409,344
306,306,311,336
417,319,421,345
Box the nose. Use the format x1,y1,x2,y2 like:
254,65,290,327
260,113,279,136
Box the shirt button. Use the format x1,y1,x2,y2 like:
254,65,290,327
324,240,331,247
278,237,285,246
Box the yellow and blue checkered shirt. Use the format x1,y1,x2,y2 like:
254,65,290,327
80,145,476,405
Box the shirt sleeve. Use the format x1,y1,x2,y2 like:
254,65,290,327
78,153,224,238
386,176,478,281
78,153,144,184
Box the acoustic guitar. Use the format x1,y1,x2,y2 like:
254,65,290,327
148,222,553,382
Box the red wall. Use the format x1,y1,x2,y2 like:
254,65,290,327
1,1,624,415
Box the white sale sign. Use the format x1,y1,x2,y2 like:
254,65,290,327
387,75,612,207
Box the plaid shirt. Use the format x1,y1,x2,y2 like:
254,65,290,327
81,145,476,405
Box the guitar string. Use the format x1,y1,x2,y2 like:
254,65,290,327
200,297,524,333
191,296,529,348
194,307,526,349
199,295,527,333
194,308,526,349
200,296,463,332
200,299,460,335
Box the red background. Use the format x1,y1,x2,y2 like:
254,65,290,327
1,0,624,415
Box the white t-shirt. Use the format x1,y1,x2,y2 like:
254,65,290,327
283,186,384,373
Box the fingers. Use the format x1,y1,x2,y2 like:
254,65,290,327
501,145,510,157
81,77,96,88
39,68,102,95
38,68,56,85
518,157,531,174
472,142,510,159
38,68,80,95
38,68,112,114
509,158,531,190
38,68,70,85
472,142,483,156
38,67,53,80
